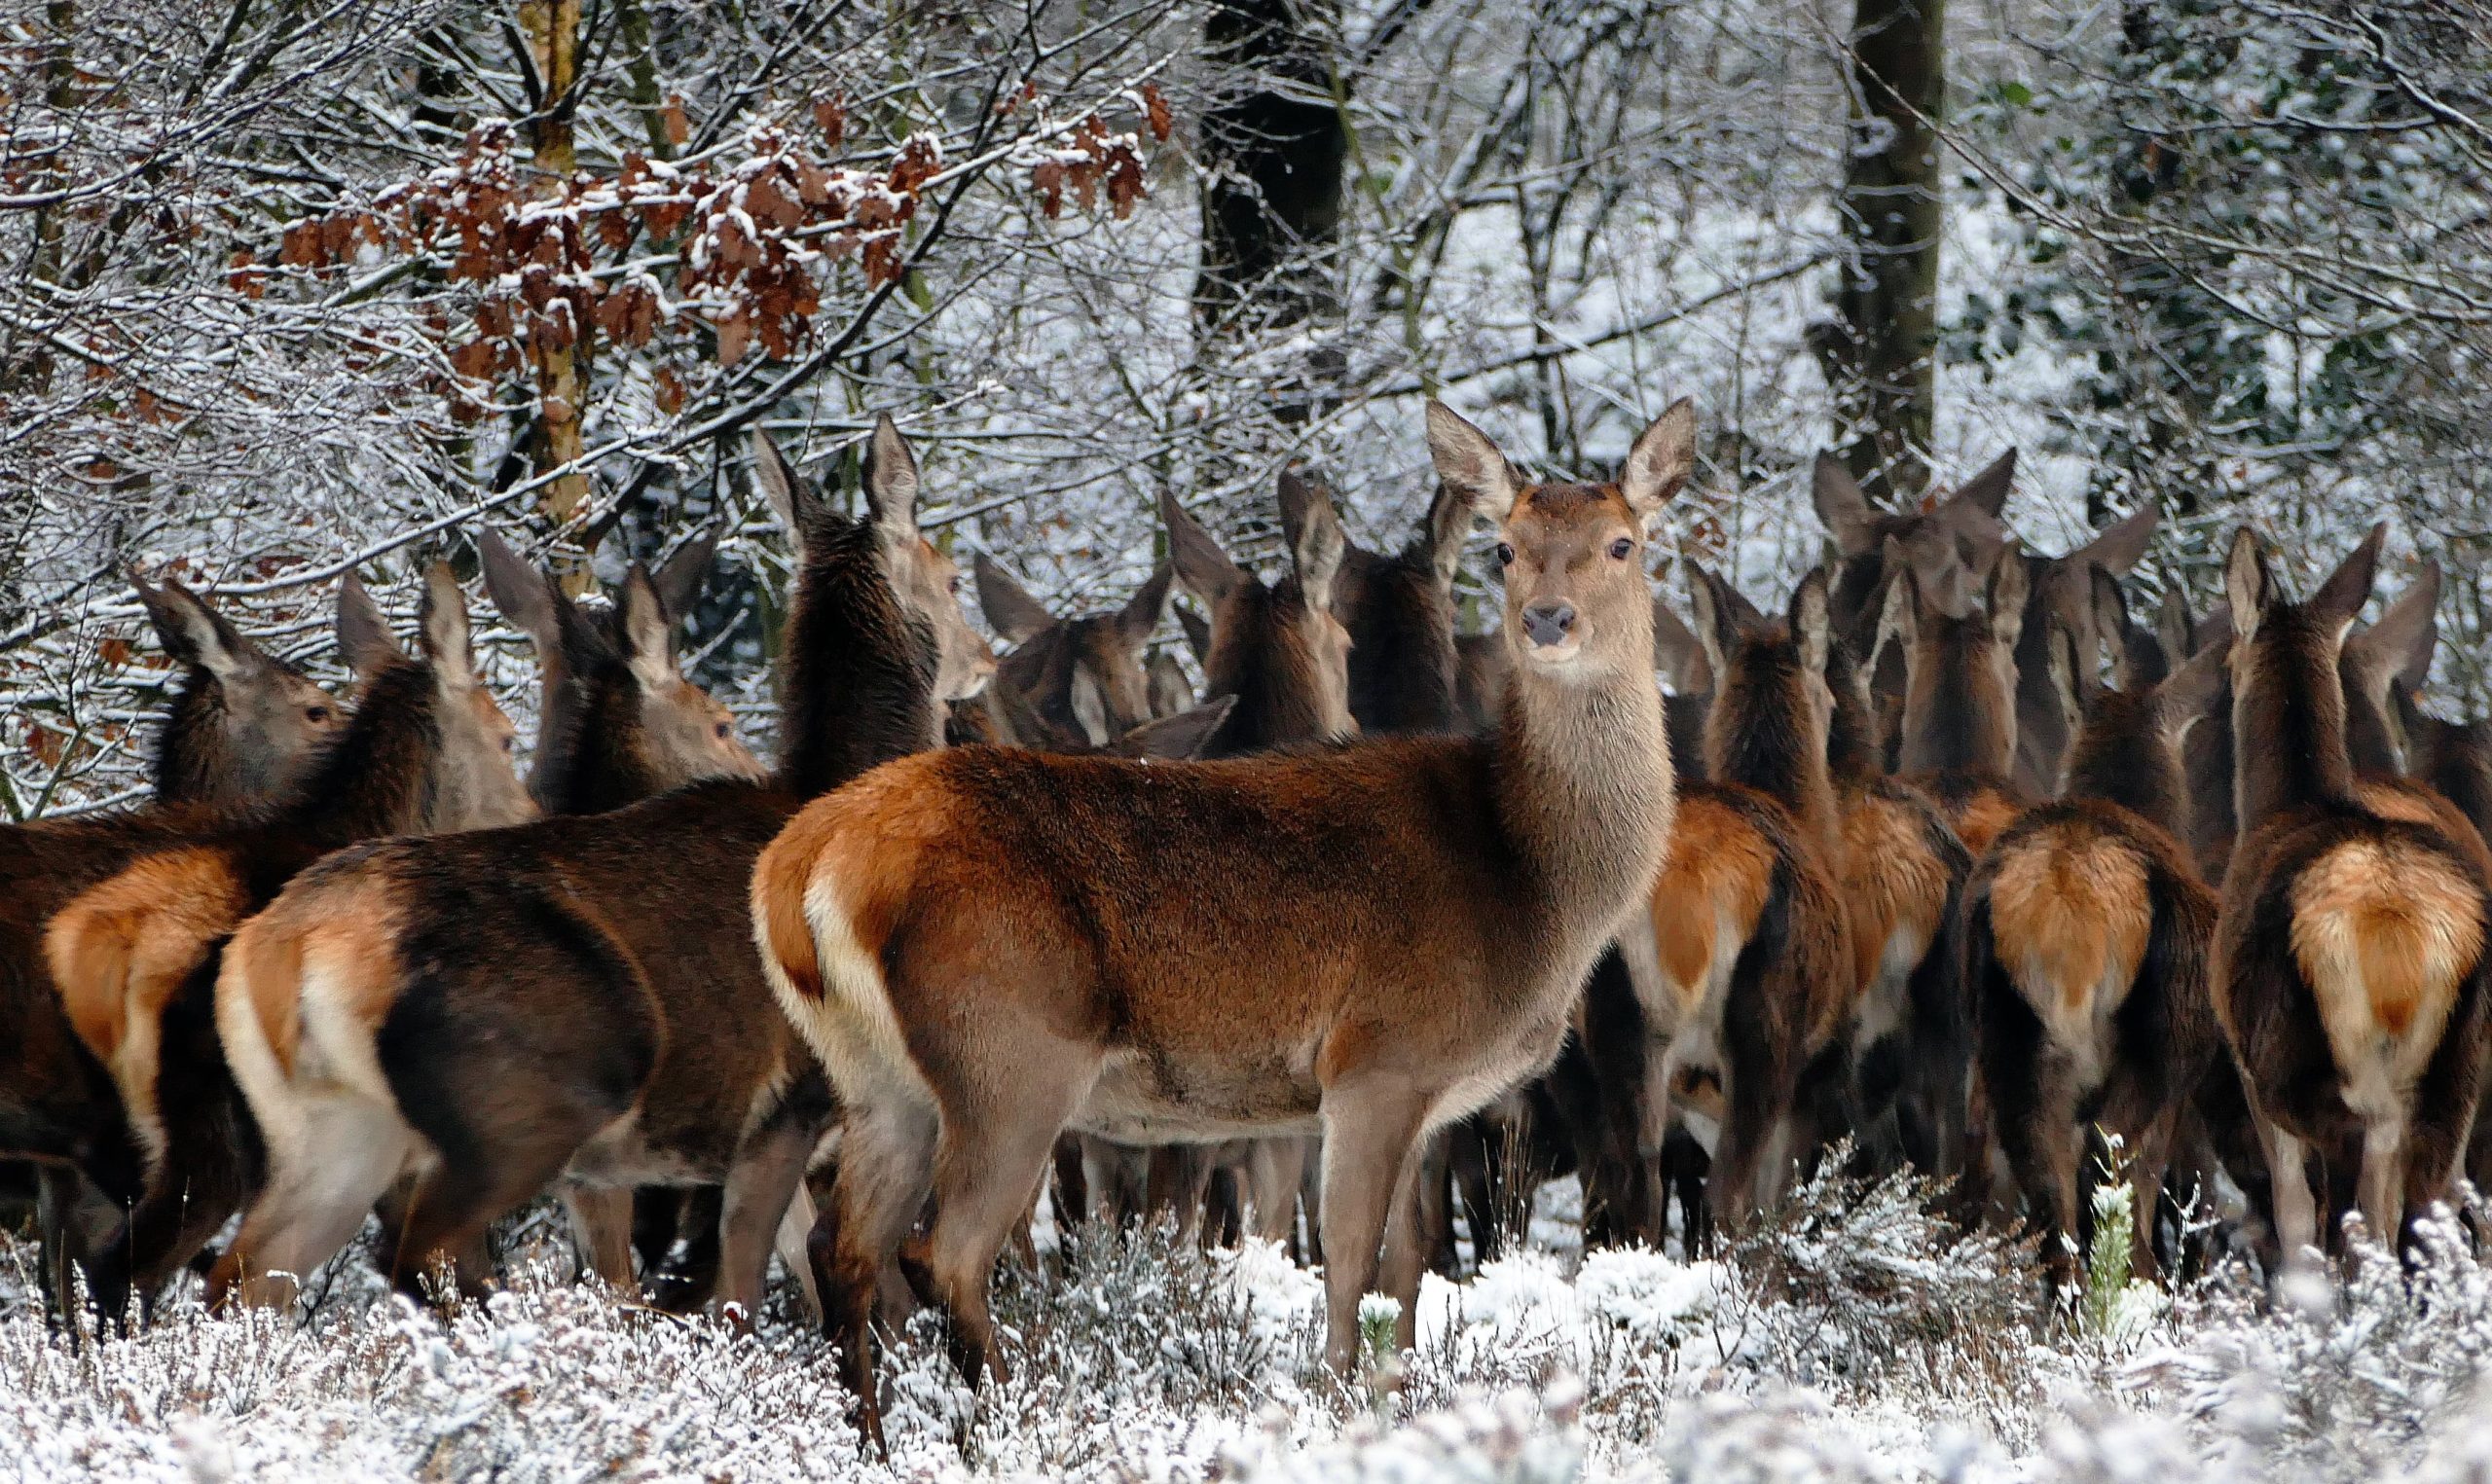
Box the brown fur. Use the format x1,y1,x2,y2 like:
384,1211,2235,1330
2212,525,2491,1259
762,400,1692,1443
207,419,973,1324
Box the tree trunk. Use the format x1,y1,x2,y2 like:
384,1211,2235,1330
1824,0,1944,503
1196,0,1346,391
520,0,592,578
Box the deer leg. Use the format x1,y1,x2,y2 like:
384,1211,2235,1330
776,1182,824,1324
391,1147,573,1305
921,1087,1085,1390
1049,1135,1088,1233
1315,1082,1431,1377
1144,1144,1215,1245
562,1186,638,1290
713,1120,815,1324
821,1098,938,1452
1376,1143,1430,1354
1242,1138,1306,1247
2260,1118,2320,1271
2357,1116,2408,1254
211,1103,413,1311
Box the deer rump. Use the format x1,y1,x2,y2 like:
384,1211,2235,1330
757,739,1590,1145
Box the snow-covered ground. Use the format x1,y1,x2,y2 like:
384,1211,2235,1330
4,1165,2488,1482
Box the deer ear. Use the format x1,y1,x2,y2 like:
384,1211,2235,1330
1620,399,1697,527
1118,562,1177,649
750,431,821,535
1176,601,1213,666
1160,490,1246,608
335,570,402,676
1146,648,1194,718
1950,448,2017,519
1115,694,1236,760
476,529,562,655
2308,523,2385,638
2072,504,2158,578
1424,401,1521,525
2153,626,2230,747
861,414,921,543
650,526,721,627
973,553,1057,646
616,563,679,689
1650,591,1714,695
1985,542,2030,651
417,562,476,688
1068,665,1111,747
1791,568,1833,680
2089,565,2134,690
2155,587,2196,677
1874,539,1921,675
2356,559,2441,693
1682,564,1739,693
1422,480,1474,589
1282,474,1348,614
137,574,256,682
1811,452,1877,557
2045,619,2087,738
2224,528,2273,645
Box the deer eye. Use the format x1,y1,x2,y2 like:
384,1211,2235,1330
949,574,963,594
305,705,331,724
1608,537,1634,561
501,735,518,754
715,720,734,740
1494,542,1515,567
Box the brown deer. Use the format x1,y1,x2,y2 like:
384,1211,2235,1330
1811,450,2014,649
1876,540,2032,857
23,563,534,1319
128,574,349,811
2214,525,2491,1260
2399,694,2492,1203
755,398,1689,1441
2000,511,2161,798
2,573,349,1316
1612,565,1852,1244
1962,568,2224,1291
206,419,987,1320
1162,472,1356,754
973,554,1174,748
474,526,761,1293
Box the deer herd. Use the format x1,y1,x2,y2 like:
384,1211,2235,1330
4,402,2488,1444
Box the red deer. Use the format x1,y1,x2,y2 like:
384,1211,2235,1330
1811,450,2014,649
127,574,349,811
2214,525,2490,1260
2399,695,2492,1203
473,526,762,1295
1612,565,1852,1245
1820,634,1973,1177
1962,568,2224,1291
755,399,1690,1441
973,554,1175,748
21,563,534,1319
1453,631,1509,732
2,573,348,1315
1876,540,2032,857
2001,511,2161,798
206,419,987,1320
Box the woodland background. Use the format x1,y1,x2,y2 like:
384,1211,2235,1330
4,0,2490,812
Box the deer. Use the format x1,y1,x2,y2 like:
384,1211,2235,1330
21,562,535,1321
754,398,1689,1443
125,573,350,812
1811,450,2014,652
1087,474,1359,1251
0,573,349,1317
1961,567,2225,1292
1999,512,2161,798
1610,565,1853,1247
1875,539,2032,858
471,527,762,1299
973,554,1175,748
2213,525,2491,1263
206,418,989,1323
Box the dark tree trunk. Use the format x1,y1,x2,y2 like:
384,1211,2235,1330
1821,0,1945,503
1196,0,1346,359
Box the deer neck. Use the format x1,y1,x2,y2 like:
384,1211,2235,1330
2233,632,2357,833
1493,644,1675,953
776,520,940,800
287,662,443,846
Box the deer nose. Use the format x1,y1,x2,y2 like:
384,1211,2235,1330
1521,601,1576,648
